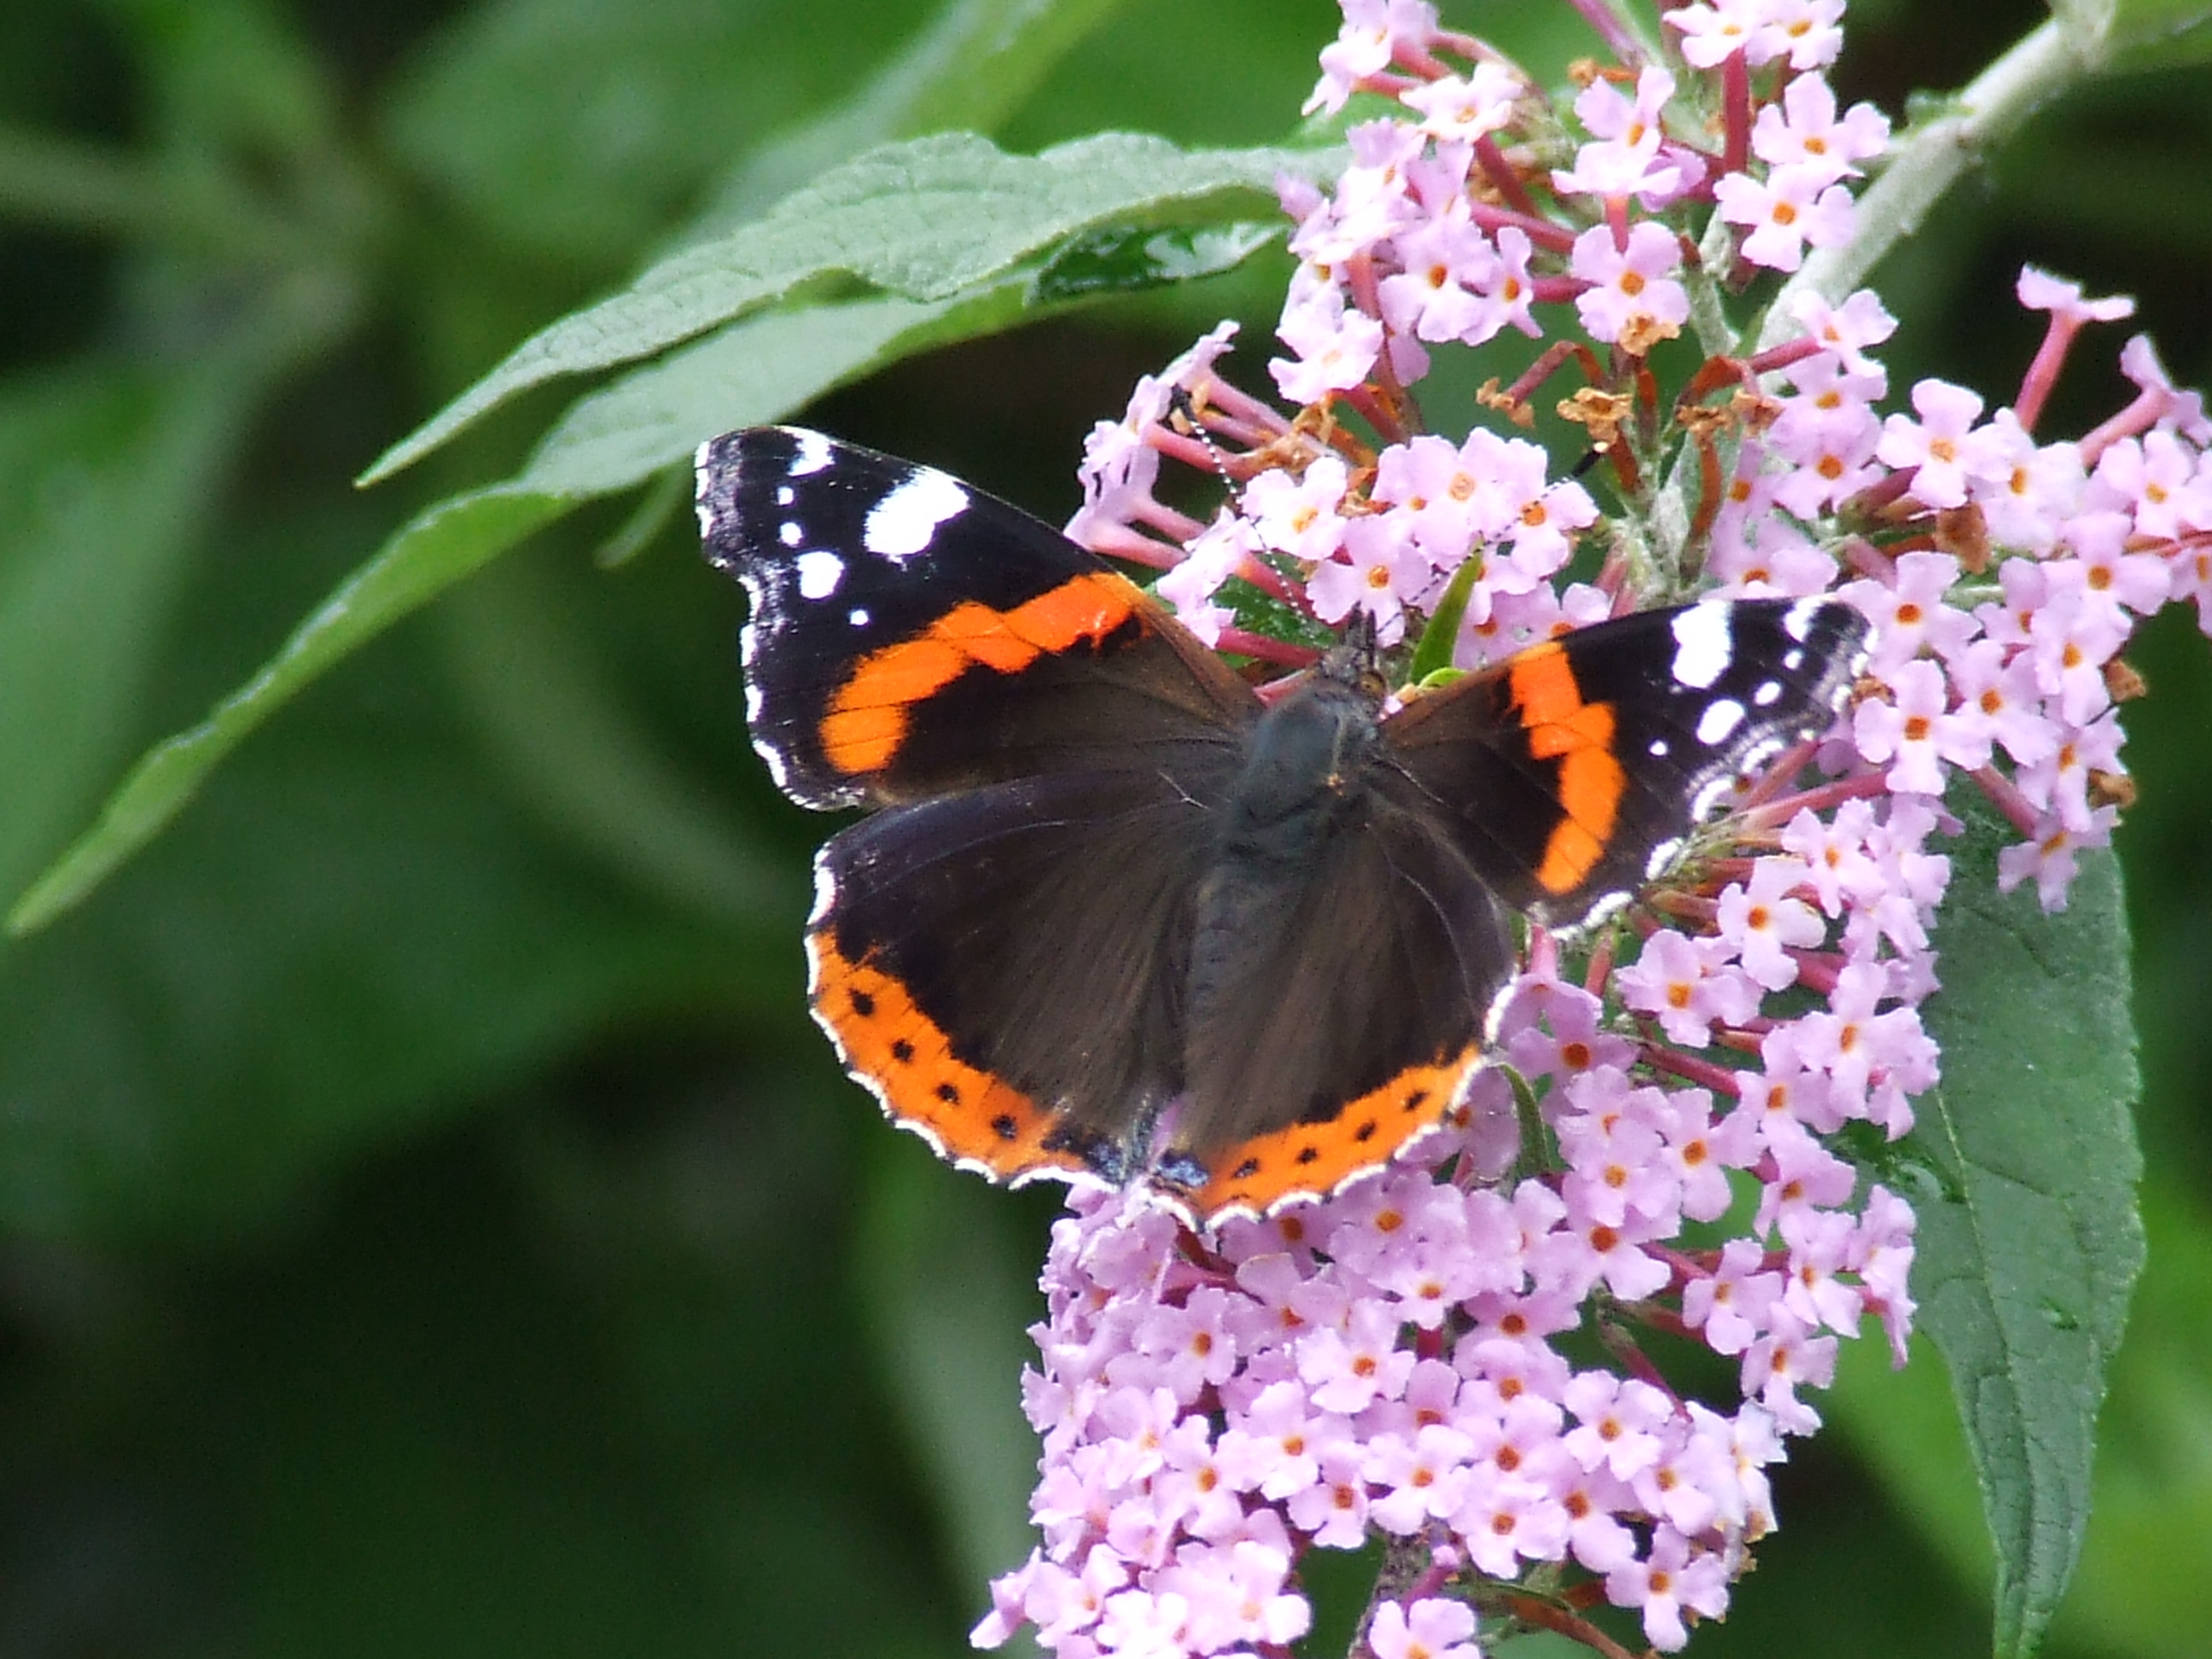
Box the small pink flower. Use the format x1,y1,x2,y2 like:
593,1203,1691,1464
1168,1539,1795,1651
1367,1596,1481,1659
1607,1528,1732,1652
1569,222,1691,347
1715,162,1857,273
1749,74,1889,182
1307,515,1429,643
1715,859,1828,990
1877,378,1987,507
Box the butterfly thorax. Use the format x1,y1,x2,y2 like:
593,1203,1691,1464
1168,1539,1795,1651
1215,678,1384,868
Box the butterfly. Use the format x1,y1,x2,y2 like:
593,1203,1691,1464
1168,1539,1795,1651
696,425,1868,1225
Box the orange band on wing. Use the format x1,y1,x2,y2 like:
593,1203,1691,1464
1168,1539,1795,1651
819,572,1148,775
1173,1045,1482,1224
1506,640,1627,895
806,927,1092,1184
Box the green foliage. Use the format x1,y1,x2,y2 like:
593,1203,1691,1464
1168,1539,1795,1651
1912,795,2145,1659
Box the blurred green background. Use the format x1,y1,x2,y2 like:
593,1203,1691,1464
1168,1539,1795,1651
2,0,2207,1654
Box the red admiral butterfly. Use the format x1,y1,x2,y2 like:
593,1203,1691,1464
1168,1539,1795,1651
696,426,1868,1225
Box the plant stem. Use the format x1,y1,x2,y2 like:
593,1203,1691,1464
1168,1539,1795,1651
1758,19,2094,348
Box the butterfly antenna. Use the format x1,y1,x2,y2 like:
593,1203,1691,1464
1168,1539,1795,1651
1167,385,1248,516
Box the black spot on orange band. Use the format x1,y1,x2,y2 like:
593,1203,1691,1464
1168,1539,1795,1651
1505,639,1627,895
807,926,1093,1185
1174,1045,1482,1222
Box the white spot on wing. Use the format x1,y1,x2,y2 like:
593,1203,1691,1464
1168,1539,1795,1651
1697,697,1746,745
796,549,844,598
1669,604,1732,690
1784,596,1824,641
776,485,795,507
779,520,803,547
1754,678,1783,707
1649,737,1669,757
865,468,969,561
789,429,833,476
847,607,870,628
1783,648,1805,672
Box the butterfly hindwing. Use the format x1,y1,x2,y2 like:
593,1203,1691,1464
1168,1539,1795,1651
1379,598,1869,929
1165,733,1517,1220
696,426,1256,808
808,763,1240,1187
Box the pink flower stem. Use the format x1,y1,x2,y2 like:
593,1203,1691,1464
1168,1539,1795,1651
1583,931,1616,998
1734,737,1820,812
2078,388,2168,464
1837,533,1897,581
1782,948,1844,996
1232,551,1310,611
1596,1317,1681,1404
1721,50,1753,176
1083,522,1187,570
1499,1594,1644,1659
1466,200,1581,256
1217,627,1322,668
1700,855,1760,888
1563,0,1645,67
2012,315,2081,435
1474,135,1540,217
1401,1555,1456,1604
1132,497,1210,544
1740,771,1893,830
1193,413,1278,453
1639,1042,1747,1098
1970,764,2041,836
1342,383,1411,448
1147,427,1232,475
1652,1241,1716,1285
1744,337,1825,377
1649,889,1718,928
1205,378,1295,438
1845,472,1918,520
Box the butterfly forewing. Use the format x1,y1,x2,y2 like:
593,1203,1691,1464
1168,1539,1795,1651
1380,599,1869,930
697,426,1256,808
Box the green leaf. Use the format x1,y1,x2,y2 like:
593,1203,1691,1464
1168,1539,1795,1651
363,131,1336,484
7,484,572,934
1406,556,1481,685
1910,792,2145,1659
517,288,991,496
1031,220,1278,302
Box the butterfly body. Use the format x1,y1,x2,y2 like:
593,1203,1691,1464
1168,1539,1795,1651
697,425,1869,1225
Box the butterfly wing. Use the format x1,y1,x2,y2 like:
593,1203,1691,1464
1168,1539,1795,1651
1161,783,1516,1222
1380,598,1869,928
809,761,1240,1188
696,426,1258,808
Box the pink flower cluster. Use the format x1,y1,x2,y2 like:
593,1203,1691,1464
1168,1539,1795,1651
980,2,2212,1655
